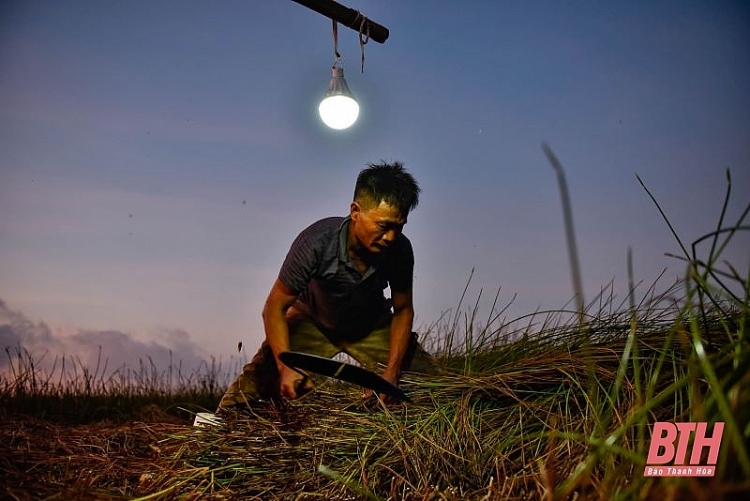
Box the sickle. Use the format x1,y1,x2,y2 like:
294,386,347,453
279,351,411,403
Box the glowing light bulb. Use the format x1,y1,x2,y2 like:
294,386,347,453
319,66,359,130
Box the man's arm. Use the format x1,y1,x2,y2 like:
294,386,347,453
381,287,415,390
262,278,306,399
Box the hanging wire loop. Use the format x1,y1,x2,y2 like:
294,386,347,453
351,11,370,73
330,11,371,73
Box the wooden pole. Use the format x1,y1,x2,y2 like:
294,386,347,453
291,0,389,43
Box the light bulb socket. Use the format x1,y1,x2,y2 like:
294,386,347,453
325,66,355,99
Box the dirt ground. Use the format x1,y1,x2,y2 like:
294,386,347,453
0,410,192,500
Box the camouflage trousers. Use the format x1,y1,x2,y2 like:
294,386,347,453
217,314,434,411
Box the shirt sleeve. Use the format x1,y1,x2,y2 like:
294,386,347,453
387,235,414,292
278,223,321,295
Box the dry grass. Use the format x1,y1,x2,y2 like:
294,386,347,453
0,414,186,500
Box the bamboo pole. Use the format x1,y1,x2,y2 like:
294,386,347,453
291,0,389,43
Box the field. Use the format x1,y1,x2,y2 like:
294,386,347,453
1,178,748,500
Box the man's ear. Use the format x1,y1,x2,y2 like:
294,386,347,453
350,201,361,221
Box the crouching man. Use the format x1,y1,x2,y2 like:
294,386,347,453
218,161,434,411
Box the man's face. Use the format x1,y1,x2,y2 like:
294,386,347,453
350,199,407,254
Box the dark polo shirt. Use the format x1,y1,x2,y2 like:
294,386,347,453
278,216,413,339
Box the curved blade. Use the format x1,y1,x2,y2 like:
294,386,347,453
279,351,411,403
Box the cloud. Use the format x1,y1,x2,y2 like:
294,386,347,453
0,298,235,387
0,299,58,350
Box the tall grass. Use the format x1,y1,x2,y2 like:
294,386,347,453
0,348,236,422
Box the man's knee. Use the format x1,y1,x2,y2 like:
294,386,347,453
217,343,281,411
403,332,437,374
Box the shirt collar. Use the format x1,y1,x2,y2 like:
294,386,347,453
337,216,350,262
337,215,380,278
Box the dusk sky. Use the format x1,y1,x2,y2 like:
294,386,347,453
1,1,748,372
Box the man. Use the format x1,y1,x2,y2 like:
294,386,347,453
218,161,433,411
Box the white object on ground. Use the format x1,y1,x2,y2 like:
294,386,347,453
193,412,223,427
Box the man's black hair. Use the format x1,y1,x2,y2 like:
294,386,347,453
353,161,420,215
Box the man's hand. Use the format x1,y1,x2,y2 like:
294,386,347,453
362,367,400,403
263,279,312,400
367,287,412,404
279,365,313,400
